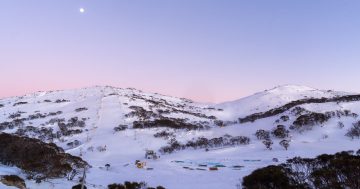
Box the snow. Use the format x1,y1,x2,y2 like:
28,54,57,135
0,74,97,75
215,84,353,120
0,85,359,189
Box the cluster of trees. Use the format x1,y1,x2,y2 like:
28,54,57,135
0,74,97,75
54,99,69,103
125,106,158,120
262,139,273,150
272,125,289,139
75,107,88,112
326,109,358,119
213,120,237,127
261,138,289,151
242,151,360,189
1,111,64,132
114,125,128,132
153,130,175,139
136,92,217,120
345,120,360,139
8,111,62,121
290,112,330,132
67,140,81,148
255,129,270,140
13,101,28,106
27,111,63,120
160,135,250,154
133,117,206,130
255,126,291,150
0,114,86,141
290,107,309,116
0,133,88,179
0,119,25,131
108,181,165,189
275,115,290,123
12,116,88,141
126,94,218,126
57,117,86,136
239,94,360,123
169,107,216,120
15,126,56,142
8,111,24,119
289,109,358,134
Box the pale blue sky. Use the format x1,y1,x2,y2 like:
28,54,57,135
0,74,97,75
1,1,360,102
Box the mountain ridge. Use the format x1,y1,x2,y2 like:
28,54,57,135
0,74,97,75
0,84,359,189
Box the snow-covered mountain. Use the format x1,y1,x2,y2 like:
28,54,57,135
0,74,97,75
0,85,359,189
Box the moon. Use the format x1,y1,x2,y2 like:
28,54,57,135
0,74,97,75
79,8,85,13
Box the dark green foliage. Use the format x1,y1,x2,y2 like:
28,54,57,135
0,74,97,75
272,125,289,139
153,130,174,139
293,113,329,127
133,118,205,130
262,139,273,150
0,175,26,189
114,125,128,132
107,181,164,189
279,139,290,150
8,111,23,119
56,117,86,136
255,129,270,140
13,101,28,106
243,165,298,189
55,99,69,103
72,184,87,189
337,121,345,129
280,115,289,122
290,113,329,132
0,133,88,179
160,135,250,154
243,151,360,189
108,183,126,189
345,121,360,139
239,95,360,123
0,119,25,131
75,107,88,112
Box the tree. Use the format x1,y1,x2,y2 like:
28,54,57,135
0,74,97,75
279,140,290,150
255,129,270,140
242,165,294,189
272,125,289,139
338,121,345,129
345,121,360,139
262,139,273,150
72,184,87,189
243,151,360,189
105,164,110,171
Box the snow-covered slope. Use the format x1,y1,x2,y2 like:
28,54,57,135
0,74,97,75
0,85,359,189
215,85,353,120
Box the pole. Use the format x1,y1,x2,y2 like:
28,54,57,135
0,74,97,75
80,167,86,189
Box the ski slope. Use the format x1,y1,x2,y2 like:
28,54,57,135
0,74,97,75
0,85,359,189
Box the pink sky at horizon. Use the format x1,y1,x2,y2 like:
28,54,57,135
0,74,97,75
0,82,257,103
1,1,360,103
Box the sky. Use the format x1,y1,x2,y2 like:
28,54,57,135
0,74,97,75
1,1,360,103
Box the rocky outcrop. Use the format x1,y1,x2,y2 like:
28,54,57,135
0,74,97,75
0,175,26,189
0,133,88,179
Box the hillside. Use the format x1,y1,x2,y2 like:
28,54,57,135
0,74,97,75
0,85,359,189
